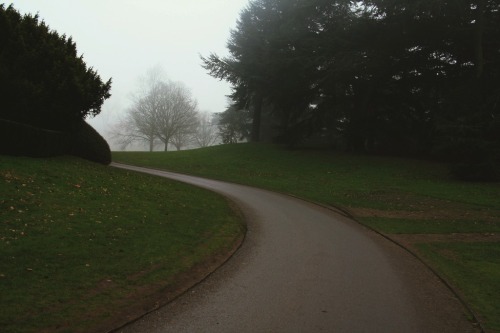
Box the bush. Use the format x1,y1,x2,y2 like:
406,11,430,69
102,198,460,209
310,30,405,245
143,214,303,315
69,120,111,165
0,5,111,131
0,5,112,164
0,118,111,165
450,161,498,182
0,119,70,157
437,138,500,182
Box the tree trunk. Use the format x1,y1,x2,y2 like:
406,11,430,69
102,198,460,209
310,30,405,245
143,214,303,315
164,143,168,152
474,0,485,79
251,94,263,142
149,140,154,152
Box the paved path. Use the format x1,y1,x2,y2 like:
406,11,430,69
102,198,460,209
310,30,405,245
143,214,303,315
111,163,478,333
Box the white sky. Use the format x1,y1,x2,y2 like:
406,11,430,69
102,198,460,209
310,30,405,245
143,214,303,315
8,0,249,138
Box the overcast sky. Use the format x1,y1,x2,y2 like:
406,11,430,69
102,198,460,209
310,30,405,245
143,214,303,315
9,0,249,137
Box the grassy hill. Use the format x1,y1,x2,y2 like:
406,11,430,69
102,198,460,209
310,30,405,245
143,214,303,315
2,143,498,332
0,155,244,333
114,143,500,332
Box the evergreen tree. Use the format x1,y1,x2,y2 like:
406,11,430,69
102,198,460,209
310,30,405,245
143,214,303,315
0,4,111,130
202,0,500,178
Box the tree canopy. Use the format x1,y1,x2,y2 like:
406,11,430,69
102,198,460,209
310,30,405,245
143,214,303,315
202,0,500,179
216,105,252,144
0,4,111,130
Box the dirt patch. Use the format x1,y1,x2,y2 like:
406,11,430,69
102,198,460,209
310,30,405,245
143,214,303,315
392,232,500,249
394,232,500,243
344,189,500,223
350,207,500,222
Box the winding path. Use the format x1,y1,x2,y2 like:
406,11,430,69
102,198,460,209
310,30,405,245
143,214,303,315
112,163,478,333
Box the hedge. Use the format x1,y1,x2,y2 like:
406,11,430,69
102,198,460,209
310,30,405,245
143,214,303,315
0,118,111,165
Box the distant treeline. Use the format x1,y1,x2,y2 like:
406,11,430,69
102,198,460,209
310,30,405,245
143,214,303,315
0,4,112,163
204,0,500,180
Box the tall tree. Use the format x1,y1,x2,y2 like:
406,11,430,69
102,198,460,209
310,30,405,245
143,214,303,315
114,67,199,151
0,4,111,130
203,0,499,172
111,100,159,152
153,81,199,151
217,105,252,144
193,112,219,148
359,0,500,163
202,0,275,142
202,0,352,145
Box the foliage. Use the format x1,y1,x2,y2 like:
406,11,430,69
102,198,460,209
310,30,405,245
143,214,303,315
201,0,500,178
0,118,110,164
69,120,111,165
0,4,112,164
0,119,70,157
0,156,244,333
216,105,252,143
0,4,111,131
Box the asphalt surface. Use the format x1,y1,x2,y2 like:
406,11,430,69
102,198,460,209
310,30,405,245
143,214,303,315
111,163,479,333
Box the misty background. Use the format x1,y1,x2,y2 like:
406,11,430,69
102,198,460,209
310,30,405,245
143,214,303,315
10,0,250,149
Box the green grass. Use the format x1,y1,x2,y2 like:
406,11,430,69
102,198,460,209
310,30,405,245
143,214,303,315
113,143,500,332
0,155,244,333
417,242,500,333
113,143,500,232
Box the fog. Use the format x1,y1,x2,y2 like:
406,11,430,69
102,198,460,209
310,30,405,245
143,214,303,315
9,0,249,147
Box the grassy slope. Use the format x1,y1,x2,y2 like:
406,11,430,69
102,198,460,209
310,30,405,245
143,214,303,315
113,143,500,332
0,155,244,333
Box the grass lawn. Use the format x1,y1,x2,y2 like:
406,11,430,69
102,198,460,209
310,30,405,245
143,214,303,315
113,143,500,332
417,242,500,333
0,155,244,333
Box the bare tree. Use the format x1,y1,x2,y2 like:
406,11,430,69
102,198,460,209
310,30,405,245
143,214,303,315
110,90,161,151
171,132,188,151
193,111,219,148
154,81,199,151
110,114,158,151
110,67,163,151
112,67,199,151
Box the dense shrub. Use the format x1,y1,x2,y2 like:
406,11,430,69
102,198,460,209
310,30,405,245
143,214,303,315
0,4,111,131
450,161,499,182
0,5,112,163
69,120,111,165
0,119,111,165
436,138,500,181
0,119,70,157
